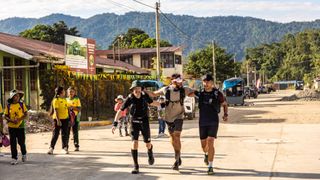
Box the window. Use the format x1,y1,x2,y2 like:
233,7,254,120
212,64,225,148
141,54,154,69
3,57,11,91
161,53,174,68
175,55,182,64
30,68,37,91
15,59,24,90
122,55,133,65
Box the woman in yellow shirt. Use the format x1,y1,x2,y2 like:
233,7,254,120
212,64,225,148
47,86,70,155
67,87,81,151
4,90,28,165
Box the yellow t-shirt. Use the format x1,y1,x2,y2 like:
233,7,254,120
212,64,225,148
52,98,69,120
67,97,81,116
0,103,3,114
5,102,27,128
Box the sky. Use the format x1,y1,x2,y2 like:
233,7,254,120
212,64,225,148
0,0,320,23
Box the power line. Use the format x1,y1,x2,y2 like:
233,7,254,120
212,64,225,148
107,0,137,11
132,0,155,9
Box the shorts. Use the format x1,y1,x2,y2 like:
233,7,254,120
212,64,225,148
166,119,183,134
199,125,219,140
130,117,151,143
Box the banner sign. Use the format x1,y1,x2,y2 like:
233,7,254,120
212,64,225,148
65,35,96,74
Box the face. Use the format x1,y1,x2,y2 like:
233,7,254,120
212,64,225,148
132,87,142,97
61,90,66,97
116,99,123,103
69,89,75,98
159,98,165,103
172,80,182,89
12,94,20,103
203,80,214,89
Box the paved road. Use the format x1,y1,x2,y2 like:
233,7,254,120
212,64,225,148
1,94,320,180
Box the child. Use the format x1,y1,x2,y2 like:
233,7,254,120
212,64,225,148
4,90,28,165
47,86,70,155
114,95,129,137
157,96,166,138
67,87,81,151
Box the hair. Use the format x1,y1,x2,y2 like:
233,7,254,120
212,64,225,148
171,73,181,80
67,86,77,97
54,86,64,98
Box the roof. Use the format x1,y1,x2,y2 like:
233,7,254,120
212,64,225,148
96,46,182,56
95,56,150,75
0,32,64,63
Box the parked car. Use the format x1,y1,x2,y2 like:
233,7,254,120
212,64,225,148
258,86,269,94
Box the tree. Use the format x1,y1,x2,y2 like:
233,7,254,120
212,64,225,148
20,21,80,45
184,44,239,82
109,28,172,49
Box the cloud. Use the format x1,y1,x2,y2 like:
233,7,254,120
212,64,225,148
0,0,319,22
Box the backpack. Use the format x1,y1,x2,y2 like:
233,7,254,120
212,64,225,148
7,102,25,116
128,92,149,118
198,89,221,113
165,86,185,106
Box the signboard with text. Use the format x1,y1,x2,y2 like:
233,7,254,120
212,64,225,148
65,35,96,74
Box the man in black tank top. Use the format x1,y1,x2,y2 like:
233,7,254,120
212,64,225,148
113,80,161,174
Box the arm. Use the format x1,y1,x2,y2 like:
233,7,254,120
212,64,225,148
112,110,122,134
221,100,228,122
144,89,164,98
149,101,161,107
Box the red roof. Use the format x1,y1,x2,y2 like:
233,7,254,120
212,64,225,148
96,56,150,75
96,46,182,56
0,32,64,62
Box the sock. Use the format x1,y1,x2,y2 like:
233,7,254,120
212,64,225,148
174,150,180,161
208,161,213,168
148,145,153,156
131,149,138,166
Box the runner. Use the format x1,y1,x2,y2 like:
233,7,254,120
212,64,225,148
67,86,81,151
145,74,194,171
112,80,161,174
47,86,70,155
195,74,228,175
113,95,129,137
4,90,28,165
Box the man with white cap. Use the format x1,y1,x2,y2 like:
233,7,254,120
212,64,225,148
4,89,28,165
145,73,194,171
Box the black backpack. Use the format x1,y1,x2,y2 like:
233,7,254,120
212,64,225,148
198,89,221,113
165,86,186,106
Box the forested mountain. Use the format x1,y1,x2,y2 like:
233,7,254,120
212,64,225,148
1,12,320,59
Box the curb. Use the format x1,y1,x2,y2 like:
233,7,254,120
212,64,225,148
80,120,113,127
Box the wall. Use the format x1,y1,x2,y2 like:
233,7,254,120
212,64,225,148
132,54,141,67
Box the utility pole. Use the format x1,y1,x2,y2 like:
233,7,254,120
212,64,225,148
234,54,236,78
212,40,216,84
155,1,161,81
247,61,249,86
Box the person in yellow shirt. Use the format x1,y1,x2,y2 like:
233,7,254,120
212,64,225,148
47,86,70,155
67,87,81,151
4,90,28,165
0,102,3,134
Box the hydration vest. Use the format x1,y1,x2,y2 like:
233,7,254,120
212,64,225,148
128,92,149,118
165,86,185,106
198,89,221,113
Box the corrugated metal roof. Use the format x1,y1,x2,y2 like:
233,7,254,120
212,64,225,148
0,32,64,62
96,46,182,56
96,56,150,75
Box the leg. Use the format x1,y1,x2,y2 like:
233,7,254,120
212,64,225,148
119,118,123,137
206,125,218,175
142,120,154,165
72,120,79,149
61,119,70,150
200,126,209,165
124,117,129,136
17,128,27,156
130,122,140,174
50,120,61,149
167,119,183,170
207,137,215,163
9,128,18,160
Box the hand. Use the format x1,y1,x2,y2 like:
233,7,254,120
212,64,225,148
111,126,116,134
12,118,19,124
222,114,228,122
56,120,62,127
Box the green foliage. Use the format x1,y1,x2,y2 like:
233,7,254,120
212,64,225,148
245,29,320,82
108,28,172,49
19,21,80,45
3,13,320,58
185,44,239,82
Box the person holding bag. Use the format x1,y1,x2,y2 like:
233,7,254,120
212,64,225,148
47,86,70,155
4,90,28,165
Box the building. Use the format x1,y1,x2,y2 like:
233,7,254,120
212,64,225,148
0,32,149,109
96,46,183,78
